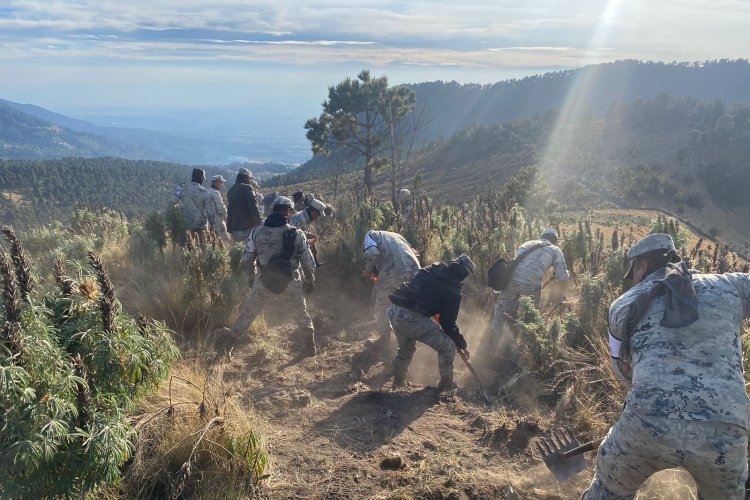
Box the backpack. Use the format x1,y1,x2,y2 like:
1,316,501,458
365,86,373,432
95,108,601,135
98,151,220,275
260,228,299,294
487,242,550,291
173,183,184,200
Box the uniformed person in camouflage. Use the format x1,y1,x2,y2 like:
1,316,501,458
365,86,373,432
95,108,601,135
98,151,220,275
584,233,750,499
291,198,327,266
290,198,327,232
180,168,211,232
212,196,317,357
362,230,421,343
387,254,475,389
485,229,569,358
207,175,230,241
397,188,412,219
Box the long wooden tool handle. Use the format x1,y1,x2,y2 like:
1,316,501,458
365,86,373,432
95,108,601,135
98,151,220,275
561,437,605,459
457,350,492,404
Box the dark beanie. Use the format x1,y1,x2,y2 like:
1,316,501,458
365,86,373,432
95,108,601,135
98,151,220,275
192,168,206,184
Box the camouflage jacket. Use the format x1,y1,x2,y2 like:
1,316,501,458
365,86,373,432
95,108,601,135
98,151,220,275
609,268,750,429
180,182,210,230
207,187,227,227
242,220,315,283
363,230,420,287
290,209,313,232
511,239,569,288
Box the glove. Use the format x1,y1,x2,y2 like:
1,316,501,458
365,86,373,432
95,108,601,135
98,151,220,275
303,281,315,295
451,333,467,350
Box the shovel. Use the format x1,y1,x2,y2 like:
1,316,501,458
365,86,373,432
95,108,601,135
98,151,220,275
457,349,493,405
536,428,604,482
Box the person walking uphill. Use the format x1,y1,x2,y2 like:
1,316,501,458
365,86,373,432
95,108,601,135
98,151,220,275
212,197,317,358
584,233,750,499
362,230,420,345
179,168,211,233
227,167,263,242
207,175,230,241
387,255,475,390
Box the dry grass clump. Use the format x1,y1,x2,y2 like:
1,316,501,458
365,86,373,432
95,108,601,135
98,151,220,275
121,361,268,499
550,336,625,437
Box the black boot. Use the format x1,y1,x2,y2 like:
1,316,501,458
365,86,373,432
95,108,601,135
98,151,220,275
392,372,406,388
297,330,316,357
437,374,455,391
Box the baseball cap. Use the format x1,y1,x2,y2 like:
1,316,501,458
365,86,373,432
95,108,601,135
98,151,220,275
453,254,475,275
210,175,225,182
541,228,559,244
238,167,253,177
309,199,327,214
624,233,678,279
273,196,294,210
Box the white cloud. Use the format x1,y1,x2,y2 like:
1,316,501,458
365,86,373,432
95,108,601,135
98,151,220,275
0,0,748,110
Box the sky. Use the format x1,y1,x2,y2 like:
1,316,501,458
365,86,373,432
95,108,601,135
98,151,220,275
1,0,749,119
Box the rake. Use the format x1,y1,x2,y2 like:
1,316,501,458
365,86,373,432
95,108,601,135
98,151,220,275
536,428,604,482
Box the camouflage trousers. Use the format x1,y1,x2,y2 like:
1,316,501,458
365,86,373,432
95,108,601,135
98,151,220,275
232,228,252,242
481,283,541,361
584,413,748,500
212,221,230,241
374,290,393,339
373,275,413,339
387,304,456,380
230,277,314,339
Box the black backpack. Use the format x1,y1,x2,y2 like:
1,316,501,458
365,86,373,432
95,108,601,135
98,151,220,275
260,228,298,294
487,242,550,291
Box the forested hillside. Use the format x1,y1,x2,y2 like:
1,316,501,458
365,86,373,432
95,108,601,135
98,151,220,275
6,92,749,254
0,101,135,159
410,59,750,141
273,94,750,254
0,158,193,225
272,59,750,188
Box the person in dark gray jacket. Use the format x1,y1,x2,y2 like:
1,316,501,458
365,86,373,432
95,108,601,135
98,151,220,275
387,254,474,390
227,167,262,242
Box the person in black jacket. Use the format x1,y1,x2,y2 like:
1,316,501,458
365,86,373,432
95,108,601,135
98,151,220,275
387,254,475,390
227,168,263,242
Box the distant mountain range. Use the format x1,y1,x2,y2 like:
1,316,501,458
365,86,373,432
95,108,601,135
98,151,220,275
0,99,308,165
271,59,750,185
3,59,750,170
410,59,750,142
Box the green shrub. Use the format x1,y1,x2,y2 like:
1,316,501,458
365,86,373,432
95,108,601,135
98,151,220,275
650,214,689,255
515,296,555,367
0,227,179,498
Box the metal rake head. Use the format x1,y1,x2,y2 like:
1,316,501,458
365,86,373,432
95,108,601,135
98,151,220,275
535,427,587,482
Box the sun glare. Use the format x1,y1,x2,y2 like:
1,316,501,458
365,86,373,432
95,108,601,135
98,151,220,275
539,0,626,178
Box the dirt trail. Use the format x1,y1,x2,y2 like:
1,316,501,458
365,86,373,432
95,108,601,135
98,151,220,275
211,269,695,499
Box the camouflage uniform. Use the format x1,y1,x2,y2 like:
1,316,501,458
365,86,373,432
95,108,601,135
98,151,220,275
398,189,412,219
387,304,456,381
290,209,313,231
227,221,316,342
585,269,750,499
363,230,420,339
485,239,569,355
180,182,210,231
207,187,229,240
